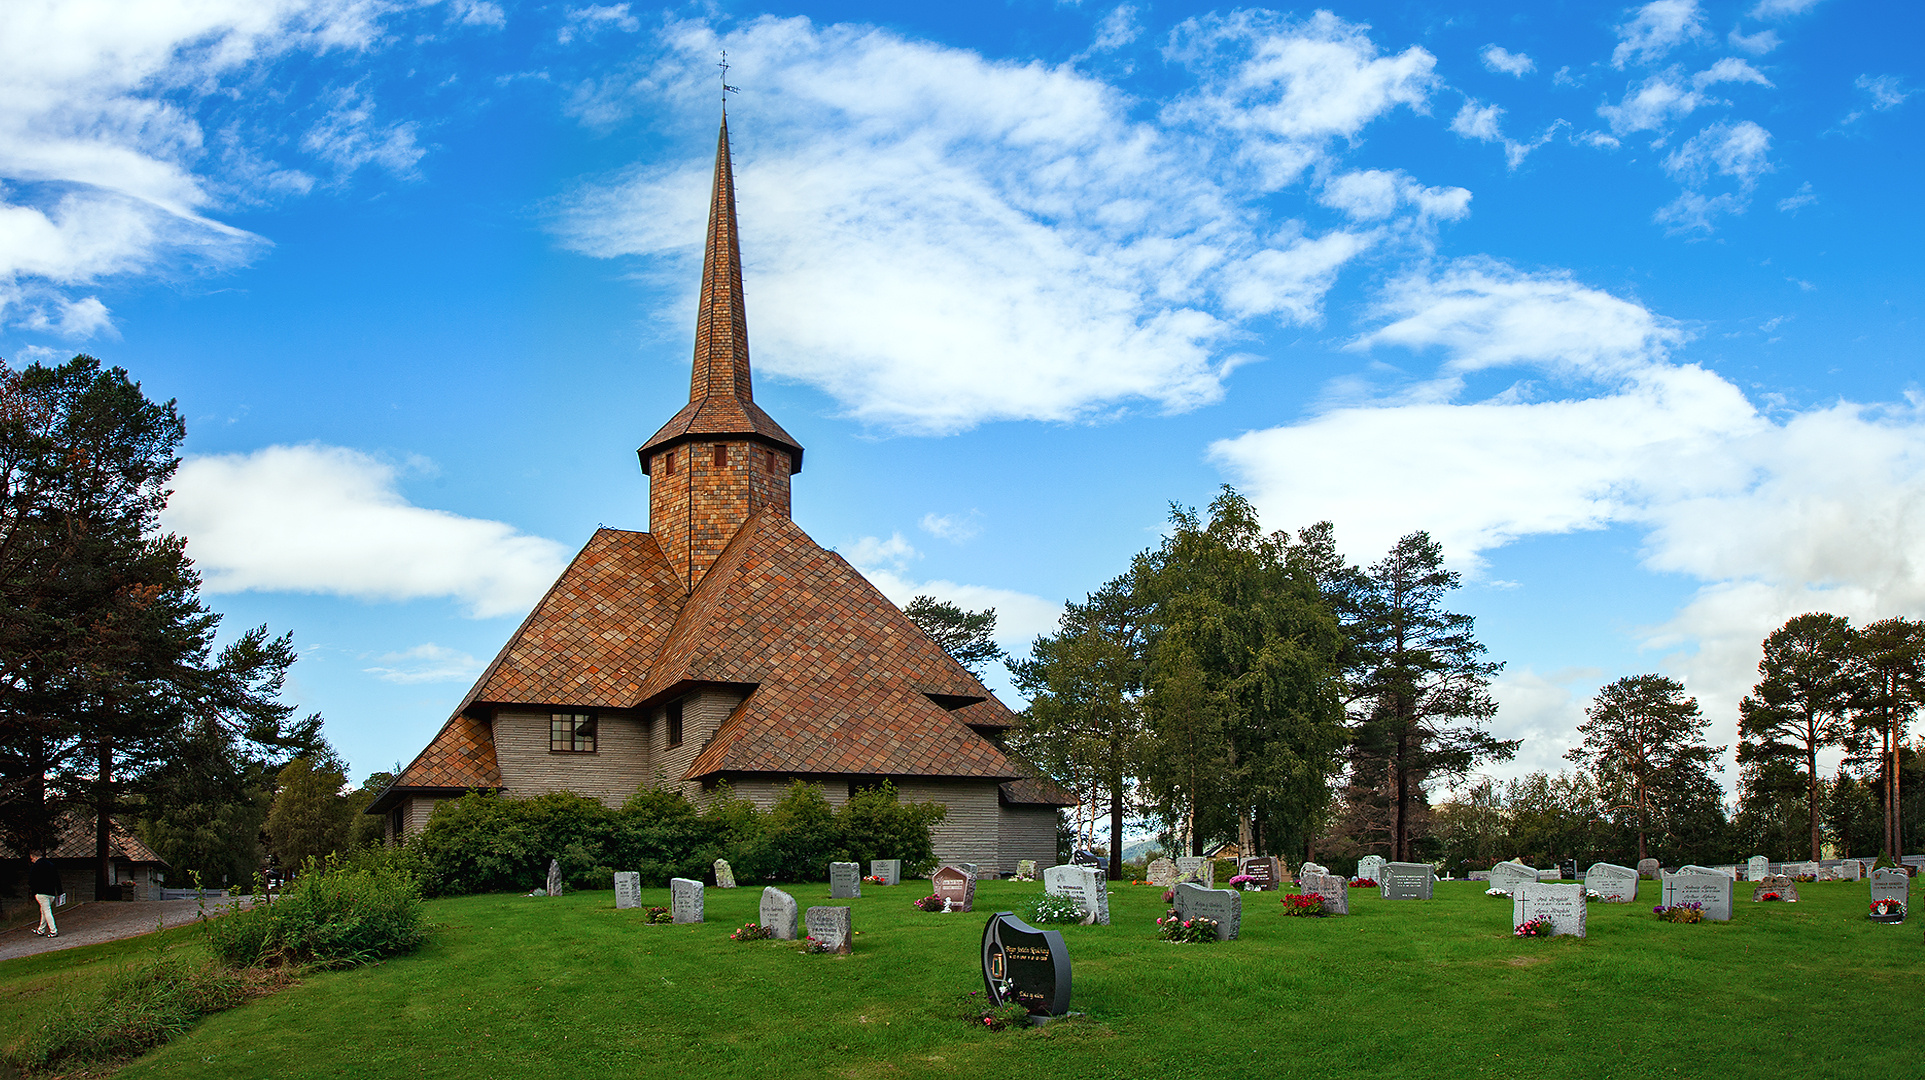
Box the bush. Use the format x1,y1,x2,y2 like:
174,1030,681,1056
208,858,427,968
4,958,244,1071
838,782,946,876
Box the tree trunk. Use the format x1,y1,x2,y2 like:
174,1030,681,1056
1392,726,1411,863
1107,786,1124,882
1636,778,1648,863
1886,724,1896,857
1807,739,1821,861
1896,733,1905,858
95,736,113,901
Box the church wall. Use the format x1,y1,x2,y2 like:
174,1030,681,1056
494,709,652,808
646,447,691,585
406,796,444,837
998,805,1062,876
653,690,744,794
712,776,850,809
896,779,1000,872
648,442,792,589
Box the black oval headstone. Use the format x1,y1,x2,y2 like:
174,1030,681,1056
981,912,1072,1017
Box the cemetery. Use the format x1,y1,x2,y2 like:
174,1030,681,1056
5,869,1925,1077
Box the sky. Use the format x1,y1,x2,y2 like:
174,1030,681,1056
3,0,1920,800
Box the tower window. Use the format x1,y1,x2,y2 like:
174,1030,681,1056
667,699,684,748
713,443,727,468
550,713,596,753
759,448,774,473
663,451,676,476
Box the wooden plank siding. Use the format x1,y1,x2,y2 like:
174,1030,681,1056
494,710,652,807
997,805,1061,876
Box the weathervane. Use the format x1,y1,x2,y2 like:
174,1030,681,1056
719,50,740,115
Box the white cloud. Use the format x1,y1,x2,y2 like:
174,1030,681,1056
1655,191,1746,233
451,1,505,29
1479,45,1535,78
856,564,1062,656
1448,101,1560,169
1727,27,1780,55
1317,169,1469,225
301,86,425,179
163,444,572,619
556,14,1437,434
1597,72,1710,135
558,4,639,44
1612,1,1707,69
1777,182,1815,212
1086,5,1140,54
920,511,983,542
1855,74,1914,112
1693,57,1772,89
1748,0,1823,18
844,532,919,572
364,643,485,684
1663,120,1771,187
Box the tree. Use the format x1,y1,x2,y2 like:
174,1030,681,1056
1343,532,1517,862
265,755,353,872
1848,617,1925,858
1738,613,1858,861
1566,674,1724,863
904,596,1006,679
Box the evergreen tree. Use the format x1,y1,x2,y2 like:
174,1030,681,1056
903,596,1006,679
1738,613,1858,861
265,755,352,872
1847,617,1925,857
1566,674,1724,863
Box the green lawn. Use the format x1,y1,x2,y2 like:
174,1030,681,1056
4,878,1919,1079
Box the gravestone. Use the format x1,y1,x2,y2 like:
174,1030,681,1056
1659,870,1732,921
1171,882,1242,940
1488,862,1538,895
613,871,641,910
1680,864,1731,879
1536,868,1563,882
670,877,704,923
1073,851,1104,869
1381,862,1435,900
1146,858,1178,887
1559,859,1578,881
804,906,852,954
1015,859,1037,880
932,864,977,912
1838,860,1863,881
1468,871,1491,882
1044,864,1111,925
1583,863,1638,903
1298,861,1328,877
759,887,799,939
1239,856,1283,890
1870,867,1910,908
1513,882,1587,938
1300,870,1349,915
1747,856,1770,881
956,862,980,875
829,862,862,899
982,912,1073,1017
1174,856,1214,887
1902,855,1925,873
1356,855,1387,882
545,858,562,897
1752,875,1800,902
869,859,901,886
714,859,736,889
1637,858,1661,880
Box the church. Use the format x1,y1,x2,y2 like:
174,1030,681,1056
368,120,1071,875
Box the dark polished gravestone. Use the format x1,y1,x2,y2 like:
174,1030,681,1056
1171,881,1243,940
1238,856,1283,891
829,861,862,899
613,871,641,910
1381,862,1435,900
932,864,977,912
760,887,799,939
982,912,1073,1017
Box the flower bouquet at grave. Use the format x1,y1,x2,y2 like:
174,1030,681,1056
730,922,775,941
1228,874,1257,891
1161,888,1176,903
1281,893,1326,917
1350,878,1378,888
799,935,835,955
1024,894,1088,925
863,875,886,885
1653,902,1704,924
1868,898,1906,923
1796,874,1817,883
1759,891,1784,902
1485,887,1511,898
1156,909,1219,944
640,906,673,924
1513,917,1553,937
913,894,947,912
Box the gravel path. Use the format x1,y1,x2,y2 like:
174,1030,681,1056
0,898,252,964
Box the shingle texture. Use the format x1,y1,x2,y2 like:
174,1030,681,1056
388,711,502,792
4,816,167,863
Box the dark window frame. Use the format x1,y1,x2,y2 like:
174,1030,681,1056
666,699,684,748
550,712,598,753
663,450,676,476
712,443,728,468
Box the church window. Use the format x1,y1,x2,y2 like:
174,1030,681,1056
713,444,728,468
667,700,684,748
758,448,774,473
663,451,676,476
550,713,597,753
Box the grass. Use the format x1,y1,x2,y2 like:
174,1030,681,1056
3,878,1921,1080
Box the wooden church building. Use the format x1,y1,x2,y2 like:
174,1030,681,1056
369,120,1070,874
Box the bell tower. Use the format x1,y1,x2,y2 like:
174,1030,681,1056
640,119,805,592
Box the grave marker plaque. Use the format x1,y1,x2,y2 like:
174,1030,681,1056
932,864,977,911
1659,870,1732,921
1381,862,1435,900
982,912,1072,1017
1238,857,1282,890
1870,867,1910,908
714,859,736,889
1174,856,1214,887
1146,858,1177,887
869,859,902,886
1043,864,1111,925
1171,881,1242,940
759,887,799,939
829,861,862,899
1513,882,1587,938
1583,863,1638,903
1300,871,1349,915
670,877,704,924
1747,855,1770,881
1356,855,1387,882
1637,858,1661,880
1014,859,1037,880
613,871,641,910
804,906,852,954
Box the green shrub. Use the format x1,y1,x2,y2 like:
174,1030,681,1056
4,958,244,1071
838,782,946,877
208,858,427,968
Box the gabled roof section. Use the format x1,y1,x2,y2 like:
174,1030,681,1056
639,118,803,473
652,512,1025,780
1000,775,1078,808
3,815,167,864
373,712,501,811
461,529,685,711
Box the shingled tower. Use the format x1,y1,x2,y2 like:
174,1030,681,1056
639,119,804,591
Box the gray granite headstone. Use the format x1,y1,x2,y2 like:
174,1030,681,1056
714,859,736,889
1583,862,1638,903
1753,875,1800,902
829,861,861,899
1171,881,1242,940
1838,860,1863,881
1300,870,1349,915
1147,858,1177,887
1637,858,1660,880
670,877,704,923
1870,867,1910,907
805,906,852,954
613,871,641,910
1513,882,1587,938
932,864,976,911
1659,870,1732,921
869,859,901,886
1381,862,1434,900
1679,864,1731,878
1239,856,1283,890
545,858,562,897
1356,855,1387,882
1043,863,1110,925
1488,862,1537,895
1747,855,1770,881
1174,856,1214,887
759,887,799,939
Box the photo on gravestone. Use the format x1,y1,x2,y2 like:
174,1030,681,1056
932,864,976,912
1043,864,1110,925
1171,882,1242,940
760,887,799,940
982,912,1073,1017
805,906,853,954
1583,863,1638,903
613,871,641,910
1381,863,1434,900
670,877,705,924
830,861,862,899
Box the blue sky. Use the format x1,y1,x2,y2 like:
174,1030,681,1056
3,0,1919,795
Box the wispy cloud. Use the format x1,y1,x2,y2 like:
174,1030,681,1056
1479,45,1535,78
1612,1,1707,69
364,643,485,684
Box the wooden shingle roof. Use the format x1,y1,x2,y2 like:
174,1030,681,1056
373,711,501,812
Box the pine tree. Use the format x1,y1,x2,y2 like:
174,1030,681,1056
1738,613,1858,862
1565,674,1724,863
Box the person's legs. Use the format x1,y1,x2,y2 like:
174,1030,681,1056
34,893,56,935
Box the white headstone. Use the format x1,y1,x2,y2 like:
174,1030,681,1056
1870,867,1910,907
829,862,861,899
545,858,562,897
1637,858,1660,879
804,906,852,953
869,859,901,886
1171,881,1242,940
759,887,799,939
669,877,704,923
1488,862,1538,894
613,871,641,910
1660,870,1732,921
1298,862,1329,877
714,859,736,889
1513,882,1588,937
1838,860,1863,881
1747,856,1770,881
1044,863,1111,925
1147,858,1177,887
1356,855,1388,882
1583,862,1638,903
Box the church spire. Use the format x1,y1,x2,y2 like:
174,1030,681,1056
689,117,753,405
